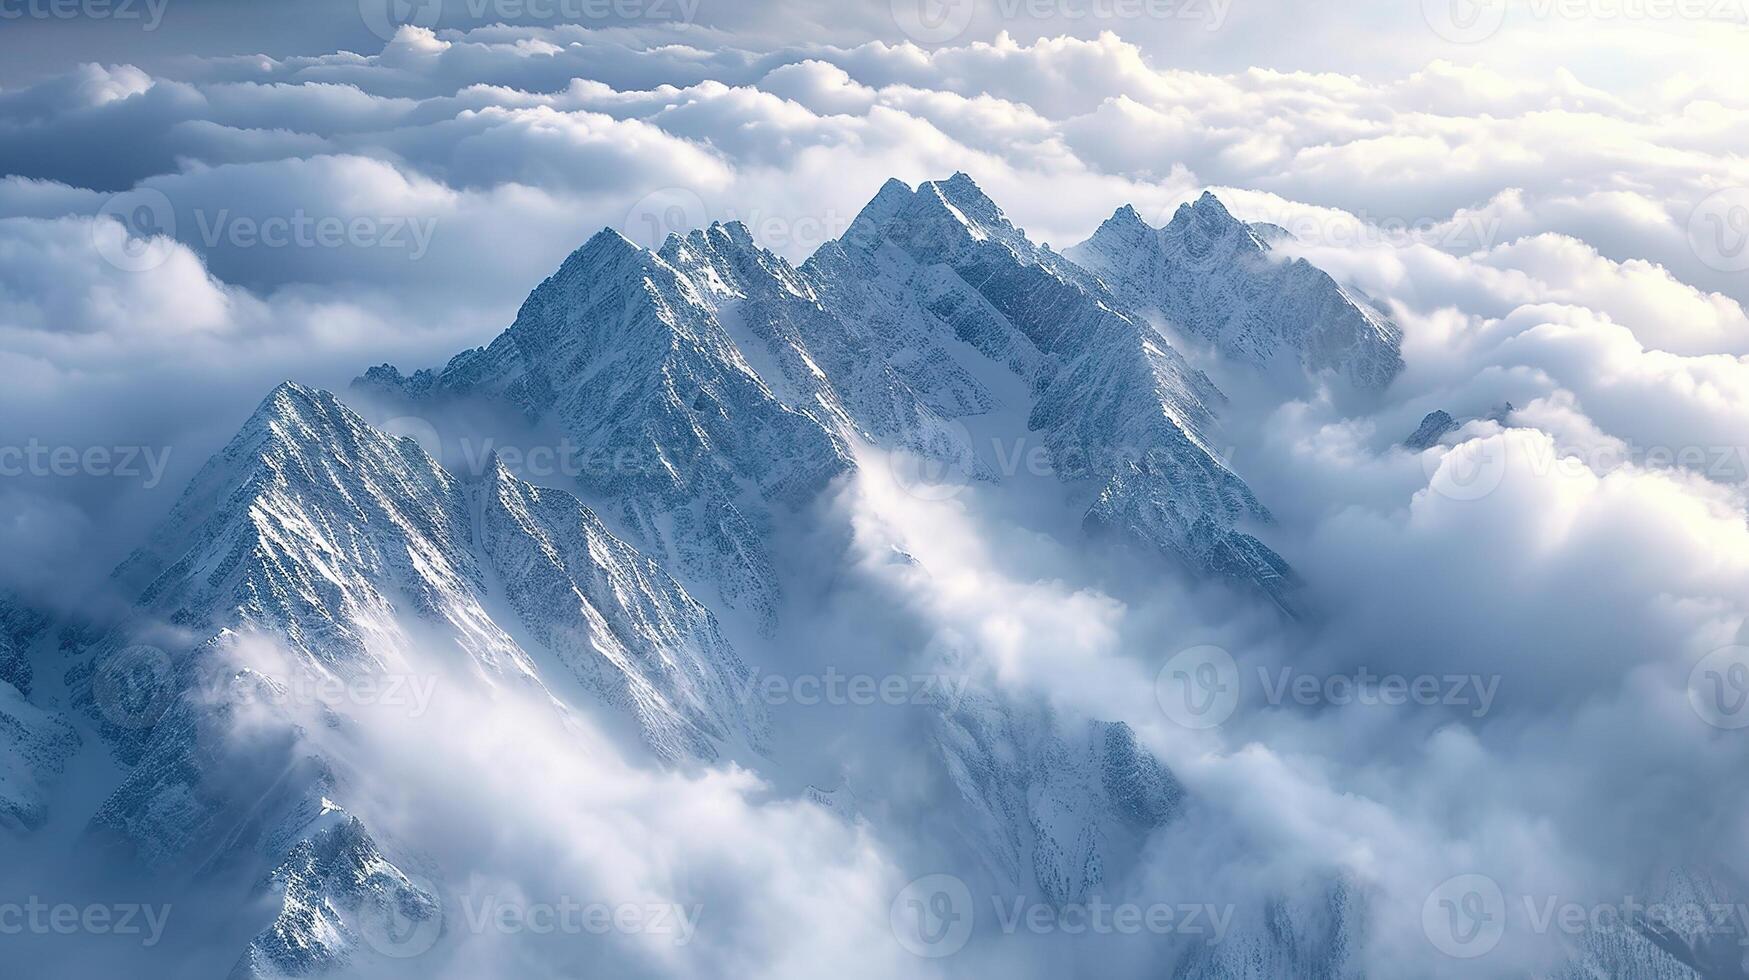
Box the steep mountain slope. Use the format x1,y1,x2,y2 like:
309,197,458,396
366,174,1304,613
1169,880,1365,980
1066,194,1404,393
0,675,79,832
0,594,77,833
1404,410,1459,450
345,174,1281,932
0,593,46,695
56,383,764,976
359,229,853,632
933,700,1184,905
807,175,1293,606
1556,865,1745,980
660,220,995,482
343,179,1309,918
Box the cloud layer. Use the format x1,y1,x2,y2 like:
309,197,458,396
2,13,1747,977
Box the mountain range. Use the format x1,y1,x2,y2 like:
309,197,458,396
8,174,1707,977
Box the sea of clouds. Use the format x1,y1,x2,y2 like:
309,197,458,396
2,5,1747,975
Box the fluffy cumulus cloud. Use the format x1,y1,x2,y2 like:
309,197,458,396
277,654,913,980
3,6,1748,977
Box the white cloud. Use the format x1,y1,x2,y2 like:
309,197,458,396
4,18,1749,978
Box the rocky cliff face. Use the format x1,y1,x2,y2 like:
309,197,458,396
58,383,766,977
1067,194,1404,393
367,174,1305,613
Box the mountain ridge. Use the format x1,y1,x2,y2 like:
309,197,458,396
1066,192,1405,393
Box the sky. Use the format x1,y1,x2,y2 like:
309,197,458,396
2,1,1748,976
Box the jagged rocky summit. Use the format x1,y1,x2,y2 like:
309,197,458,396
363,173,1319,612
1067,193,1404,393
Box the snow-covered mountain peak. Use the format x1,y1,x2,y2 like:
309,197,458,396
805,175,1296,606
1161,190,1270,258
659,220,814,303
920,171,1010,236
362,174,1313,619
563,224,646,267
1067,192,1404,392
850,175,1094,297
59,378,777,965
246,380,437,465
1085,192,1264,272
1102,202,1148,232
1173,188,1240,223
359,217,854,630
840,176,917,243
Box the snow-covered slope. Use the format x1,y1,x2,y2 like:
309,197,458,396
933,698,1183,905
359,229,853,632
1169,880,1365,980
0,676,79,832
366,174,1299,612
1404,410,1460,450
53,382,764,976
811,175,1293,606
0,592,47,696
1554,865,1745,980
1066,194,1404,393
663,220,996,483
0,594,77,833
340,177,1314,958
